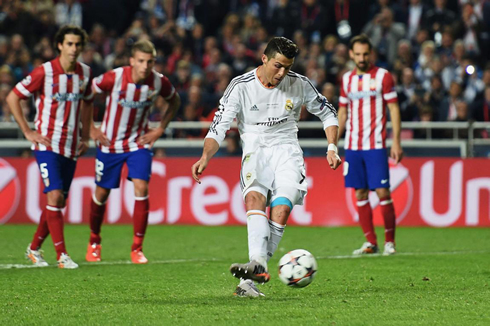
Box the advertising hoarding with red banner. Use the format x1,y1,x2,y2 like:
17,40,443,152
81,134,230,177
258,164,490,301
0,157,489,227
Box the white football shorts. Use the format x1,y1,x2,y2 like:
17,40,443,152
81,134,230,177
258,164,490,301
240,143,308,206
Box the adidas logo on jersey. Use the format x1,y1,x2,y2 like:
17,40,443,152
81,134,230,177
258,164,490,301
250,105,259,111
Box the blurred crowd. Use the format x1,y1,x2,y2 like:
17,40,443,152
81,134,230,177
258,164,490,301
1,0,490,142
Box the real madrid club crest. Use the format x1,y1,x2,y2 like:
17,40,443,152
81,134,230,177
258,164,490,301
246,172,252,181
285,99,293,111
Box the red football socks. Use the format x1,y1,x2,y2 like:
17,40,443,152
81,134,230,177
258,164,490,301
45,205,66,259
357,199,377,245
30,209,50,250
131,197,149,251
380,197,396,243
89,196,106,244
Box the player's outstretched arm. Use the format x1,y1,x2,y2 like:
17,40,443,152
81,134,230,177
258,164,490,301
387,102,403,164
192,138,220,184
325,125,342,170
6,91,50,147
138,92,181,148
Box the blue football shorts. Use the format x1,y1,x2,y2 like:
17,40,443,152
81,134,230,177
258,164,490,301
95,148,153,189
34,150,77,198
343,148,390,190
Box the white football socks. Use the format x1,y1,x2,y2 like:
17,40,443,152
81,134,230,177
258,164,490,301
266,219,285,262
246,210,269,269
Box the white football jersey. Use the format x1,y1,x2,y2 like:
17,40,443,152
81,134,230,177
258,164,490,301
206,68,338,154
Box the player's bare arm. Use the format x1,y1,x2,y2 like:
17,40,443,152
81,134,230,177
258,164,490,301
6,91,51,147
387,102,403,163
77,100,93,157
192,138,220,184
325,125,342,170
337,105,347,139
138,92,181,148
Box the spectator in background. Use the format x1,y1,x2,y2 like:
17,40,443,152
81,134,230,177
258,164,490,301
453,2,483,58
0,65,14,87
437,26,455,64
104,38,128,70
55,0,82,27
441,39,465,90
414,40,436,84
471,86,490,123
425,0,456,39
404,0,429,42
170,60,192,94
0,83,13,121
441,100,470,139
324,0,368,44
367,0,405,24
438,80,463,121
413,105,435,139
393,39,414,75
267,0,299,39
79,44,105,77
299,0,327,43
228,42,256,76
362,7,406,67
322,82,339,110
396,67,419,121
426,74,447,112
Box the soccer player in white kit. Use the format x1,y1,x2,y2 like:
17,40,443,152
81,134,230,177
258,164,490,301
191,37,342,297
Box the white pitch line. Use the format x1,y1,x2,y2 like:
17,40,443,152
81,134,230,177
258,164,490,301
1,250,489,270
317,249,490,260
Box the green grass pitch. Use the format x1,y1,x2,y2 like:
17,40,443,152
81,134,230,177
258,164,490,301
1,225,489,325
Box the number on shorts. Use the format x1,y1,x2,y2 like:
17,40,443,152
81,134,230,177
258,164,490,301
39,163,49,179
95,159,104,176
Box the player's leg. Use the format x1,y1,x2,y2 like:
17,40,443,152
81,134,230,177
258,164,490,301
29,209,49,250
266,145,307,261
231,187,269,296
33,151,78,268
352,188,379,254
267,186,302,262
86,149,124,262
26,209,49,267
86,185,111,262
127,149,152,264
230,187,271,285
375,187,396,255
366,149,396,255
130,178,149,264
345,150,378,254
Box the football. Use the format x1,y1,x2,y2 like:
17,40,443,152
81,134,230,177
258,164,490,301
278,249,318,288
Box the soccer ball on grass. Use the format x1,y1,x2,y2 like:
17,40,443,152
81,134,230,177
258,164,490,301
278,249,318,288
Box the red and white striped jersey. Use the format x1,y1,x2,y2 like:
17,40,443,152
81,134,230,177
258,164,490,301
93,66,175,153
13,57,93,160
339,66,398,150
